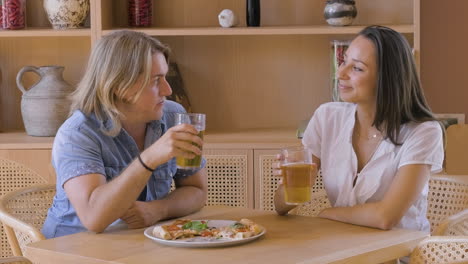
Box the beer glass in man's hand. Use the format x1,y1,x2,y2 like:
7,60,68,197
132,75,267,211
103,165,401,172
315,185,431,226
175,113,206,169
280,146,317,205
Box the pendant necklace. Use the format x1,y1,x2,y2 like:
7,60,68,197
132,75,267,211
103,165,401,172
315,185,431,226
353,127,384,187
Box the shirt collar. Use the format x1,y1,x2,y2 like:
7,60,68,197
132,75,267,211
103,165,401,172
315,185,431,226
87,111,167,137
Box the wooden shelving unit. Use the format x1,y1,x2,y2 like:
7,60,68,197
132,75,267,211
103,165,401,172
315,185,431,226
0,0,419,139
102,24,415,36
0,0,420,257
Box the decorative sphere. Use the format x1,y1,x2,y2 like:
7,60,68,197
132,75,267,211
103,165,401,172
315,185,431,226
324,0,357,26
218,9,238,28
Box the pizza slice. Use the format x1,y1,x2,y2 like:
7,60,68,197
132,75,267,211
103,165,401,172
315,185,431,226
152,220,210,240
213,218,264,239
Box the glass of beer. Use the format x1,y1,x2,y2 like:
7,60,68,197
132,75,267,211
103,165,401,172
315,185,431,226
280,146,316,205
175,113,205,169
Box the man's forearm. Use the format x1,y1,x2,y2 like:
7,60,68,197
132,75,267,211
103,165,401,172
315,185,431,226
148,186,207,222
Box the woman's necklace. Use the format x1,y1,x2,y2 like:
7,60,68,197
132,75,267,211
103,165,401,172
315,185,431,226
356,126,383,141
352,126,384,187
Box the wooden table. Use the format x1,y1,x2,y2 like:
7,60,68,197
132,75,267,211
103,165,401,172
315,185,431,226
25,206,427,264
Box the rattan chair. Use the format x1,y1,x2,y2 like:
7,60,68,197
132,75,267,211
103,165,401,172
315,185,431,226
291,174,468,230
432,209,468,236
0,159,47,258
409,236,468,264
427,174,468,233
0,257,32,264
0,184,55,256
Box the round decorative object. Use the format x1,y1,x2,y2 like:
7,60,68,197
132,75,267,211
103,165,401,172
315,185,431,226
43,0,90,29
218,9,238,28
324,0,357,26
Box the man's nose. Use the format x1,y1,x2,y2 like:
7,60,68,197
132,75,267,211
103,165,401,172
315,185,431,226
160,78,172,96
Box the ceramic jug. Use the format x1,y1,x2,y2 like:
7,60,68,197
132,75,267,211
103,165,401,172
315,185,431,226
16,66,74,136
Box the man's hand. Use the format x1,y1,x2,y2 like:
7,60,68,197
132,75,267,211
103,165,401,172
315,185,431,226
143,124,203,169
120,201,165,229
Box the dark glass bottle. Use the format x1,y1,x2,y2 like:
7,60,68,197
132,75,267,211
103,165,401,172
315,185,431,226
246,0,260,27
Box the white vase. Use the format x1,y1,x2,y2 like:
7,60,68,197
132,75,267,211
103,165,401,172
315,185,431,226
44,0,90,29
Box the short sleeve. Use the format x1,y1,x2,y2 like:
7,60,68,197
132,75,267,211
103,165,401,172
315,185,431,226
399,121,444,173
52,127,105,188
302,105,324,159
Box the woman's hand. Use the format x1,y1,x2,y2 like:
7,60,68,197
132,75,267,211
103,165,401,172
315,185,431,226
142,124,203,169
272,153,284,183
273,154,297,215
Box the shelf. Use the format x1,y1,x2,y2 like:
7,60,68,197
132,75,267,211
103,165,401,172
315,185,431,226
0,128,301,150
0,132,54,149
102,24,415,36
0,28,91,38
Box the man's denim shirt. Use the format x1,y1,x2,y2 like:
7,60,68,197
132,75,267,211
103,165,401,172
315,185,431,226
42,100,206,238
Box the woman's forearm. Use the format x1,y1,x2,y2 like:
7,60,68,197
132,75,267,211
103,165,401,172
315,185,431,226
318,202,397,230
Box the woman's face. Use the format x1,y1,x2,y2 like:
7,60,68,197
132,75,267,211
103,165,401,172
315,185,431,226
117,52,172,123
337,35,378,106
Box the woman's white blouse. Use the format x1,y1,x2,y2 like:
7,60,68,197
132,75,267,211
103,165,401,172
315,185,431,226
302,102,444,232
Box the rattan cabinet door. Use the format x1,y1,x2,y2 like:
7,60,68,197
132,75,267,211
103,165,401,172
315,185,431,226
204,149,254,208
254,149,280,211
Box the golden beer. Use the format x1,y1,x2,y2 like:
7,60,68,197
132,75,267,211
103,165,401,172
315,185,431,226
176,130,204,169
281,163,314,204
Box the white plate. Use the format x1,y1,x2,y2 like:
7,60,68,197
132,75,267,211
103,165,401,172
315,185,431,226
144,220,266,248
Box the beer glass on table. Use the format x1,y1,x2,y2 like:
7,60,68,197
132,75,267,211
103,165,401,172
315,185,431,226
175,113,206,169
280,146,316,205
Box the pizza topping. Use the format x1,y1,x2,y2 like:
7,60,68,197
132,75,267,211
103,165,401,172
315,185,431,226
182,220,208,231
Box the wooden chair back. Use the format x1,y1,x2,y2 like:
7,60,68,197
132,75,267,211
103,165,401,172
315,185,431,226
0,184,55,256
427,174,468,233
0,159,46,258
409,236,468,264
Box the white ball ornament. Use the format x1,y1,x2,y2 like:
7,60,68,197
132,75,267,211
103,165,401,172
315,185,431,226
218,9,238,28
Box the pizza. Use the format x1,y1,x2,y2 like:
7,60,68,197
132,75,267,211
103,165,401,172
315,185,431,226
152,218,264,240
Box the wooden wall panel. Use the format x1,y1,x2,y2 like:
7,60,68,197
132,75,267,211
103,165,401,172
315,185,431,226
421,0,468,122
162,35,333,131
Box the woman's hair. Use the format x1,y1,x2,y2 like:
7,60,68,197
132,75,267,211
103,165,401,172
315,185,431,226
70,30,170,136
359,25,438,145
